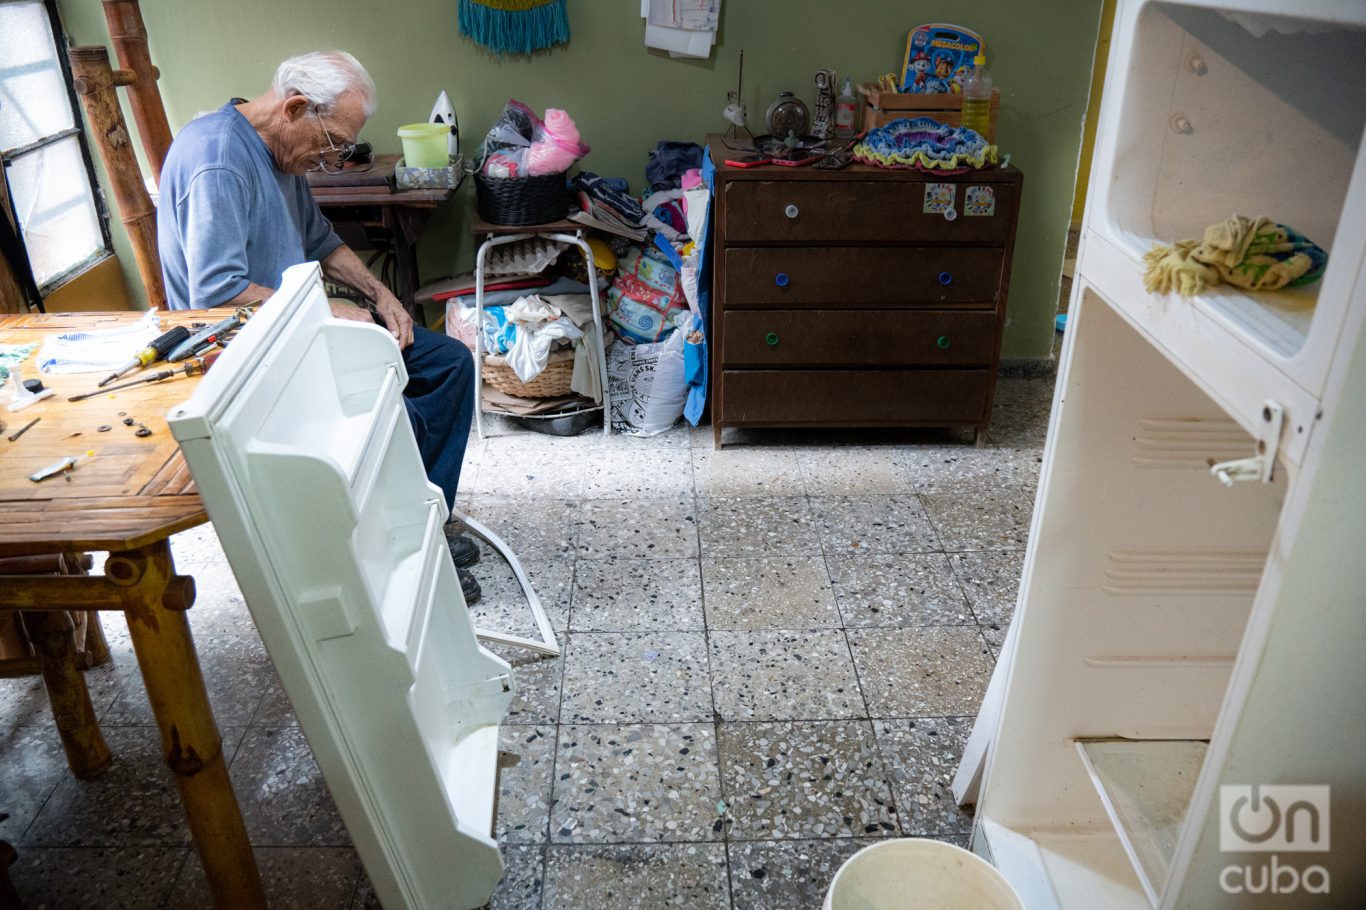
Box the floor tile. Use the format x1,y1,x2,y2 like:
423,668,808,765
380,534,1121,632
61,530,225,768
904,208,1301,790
796,447,916,496
980,624,1007,660
561,632,712,723
497,725,557,844
848,628,993,718
8,846,186,908
250,666,299,727
701,557,841,630
169,846,364,908
571,557,704,632
813,495,942,555
581,446,694,498
709,631,864,722
949,549,1026,627
874,717,975,837
692,447,805,497
576,498,698,559
488,636,566,726
474,447,588,498
543,843,729,909
181,557,257,636
902,445,1042,493
103,630,273,728
696,497,821,558
0,724,67,842
470,556,573,637
727,838,877,910
0,638,128,727
828,553,974,627
550,724,723,843
921,483,1036,551
458,497,580,560
21,725,196,846
170,522,225,565
488,844,546,910
230,726,350,846
718,720,898,840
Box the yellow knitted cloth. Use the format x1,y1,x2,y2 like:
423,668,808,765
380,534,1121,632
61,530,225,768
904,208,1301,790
1144,215,1319,297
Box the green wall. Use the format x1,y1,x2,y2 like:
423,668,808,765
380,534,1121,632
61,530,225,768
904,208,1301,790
59,0,1103,360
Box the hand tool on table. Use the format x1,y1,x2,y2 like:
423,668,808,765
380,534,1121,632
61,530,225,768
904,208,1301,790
97,326,192,387
68,350,221,401
29,451,93,483
7,417,39,442
166,308,250,363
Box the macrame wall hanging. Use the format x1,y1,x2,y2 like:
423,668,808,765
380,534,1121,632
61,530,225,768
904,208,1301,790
458,0,570,55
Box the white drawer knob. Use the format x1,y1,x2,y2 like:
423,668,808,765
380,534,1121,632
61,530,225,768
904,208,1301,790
784,204,799,219
943,206,958,222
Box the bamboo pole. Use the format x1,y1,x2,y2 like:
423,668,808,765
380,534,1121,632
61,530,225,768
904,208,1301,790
101,0,173,182
112,540,266,909
21,610,112,779
67,45,166,310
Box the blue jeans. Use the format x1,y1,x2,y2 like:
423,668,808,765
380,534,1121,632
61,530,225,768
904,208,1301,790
401,326,474,511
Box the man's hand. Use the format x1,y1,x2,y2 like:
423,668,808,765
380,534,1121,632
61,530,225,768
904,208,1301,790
371,287,415,350
328,300,378,324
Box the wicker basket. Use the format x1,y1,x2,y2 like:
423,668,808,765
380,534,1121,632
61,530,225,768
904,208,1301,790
475,170,569,226
481,349,575,398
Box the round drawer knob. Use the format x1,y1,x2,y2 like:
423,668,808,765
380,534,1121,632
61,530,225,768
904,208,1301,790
775,272,790,287
784,204,799,219
765,332,780,346
937,335,952,350
943,206,958,222
938,271,953,286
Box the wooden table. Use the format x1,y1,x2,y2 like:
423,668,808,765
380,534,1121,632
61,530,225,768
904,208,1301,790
309,155,459,326
0,309,265,908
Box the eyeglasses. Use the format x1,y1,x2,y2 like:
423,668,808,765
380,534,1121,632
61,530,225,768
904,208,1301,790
310,108,357,174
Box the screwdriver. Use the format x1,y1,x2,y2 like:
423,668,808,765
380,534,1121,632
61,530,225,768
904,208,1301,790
97,326,192,387
68,350,221,401
166,309,248,363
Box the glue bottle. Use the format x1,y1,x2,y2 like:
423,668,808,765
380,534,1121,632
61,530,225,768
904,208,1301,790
834,77,857,139
961,54,992,139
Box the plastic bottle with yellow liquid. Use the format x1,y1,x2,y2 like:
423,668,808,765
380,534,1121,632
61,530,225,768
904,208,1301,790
961,53,992,139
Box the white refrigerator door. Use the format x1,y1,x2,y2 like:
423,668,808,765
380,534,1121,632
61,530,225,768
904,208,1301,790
168,263,513,909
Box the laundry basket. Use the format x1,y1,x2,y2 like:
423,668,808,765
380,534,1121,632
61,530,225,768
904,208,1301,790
481,349,574,399
825,839,1022,910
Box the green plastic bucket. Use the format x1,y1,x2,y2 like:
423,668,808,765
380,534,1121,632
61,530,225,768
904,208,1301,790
397,123,449,169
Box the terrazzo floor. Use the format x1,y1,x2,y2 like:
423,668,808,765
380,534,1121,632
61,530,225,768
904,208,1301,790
1,373,1053,909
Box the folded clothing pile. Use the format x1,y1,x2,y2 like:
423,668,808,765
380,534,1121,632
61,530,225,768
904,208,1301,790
1144,214,1327,297
853,117,998,172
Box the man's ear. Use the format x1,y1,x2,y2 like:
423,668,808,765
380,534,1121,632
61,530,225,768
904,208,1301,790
281,93,311,122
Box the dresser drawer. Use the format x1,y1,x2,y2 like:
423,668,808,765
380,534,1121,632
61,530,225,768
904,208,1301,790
723,309,997,367
721,370,990,425
723,180,1015,244
725,247,1003,307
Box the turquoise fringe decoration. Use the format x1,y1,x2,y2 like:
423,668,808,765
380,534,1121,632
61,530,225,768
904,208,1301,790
458,0,570,56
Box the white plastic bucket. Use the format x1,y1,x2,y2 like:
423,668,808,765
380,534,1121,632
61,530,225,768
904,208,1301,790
824,839,1023,910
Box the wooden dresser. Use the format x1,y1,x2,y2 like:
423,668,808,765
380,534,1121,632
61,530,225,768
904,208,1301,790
707,136,1023,447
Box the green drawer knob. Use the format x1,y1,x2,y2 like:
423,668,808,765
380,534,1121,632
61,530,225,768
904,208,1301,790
765,332,780,346
937,335,951,349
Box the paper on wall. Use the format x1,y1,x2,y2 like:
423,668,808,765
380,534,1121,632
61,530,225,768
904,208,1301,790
642,0,720,60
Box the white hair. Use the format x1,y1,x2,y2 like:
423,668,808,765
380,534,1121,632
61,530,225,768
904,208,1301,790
272,50,376,117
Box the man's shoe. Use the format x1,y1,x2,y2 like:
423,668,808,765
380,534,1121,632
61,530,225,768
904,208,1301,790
448,534,480,568
458,567,481,606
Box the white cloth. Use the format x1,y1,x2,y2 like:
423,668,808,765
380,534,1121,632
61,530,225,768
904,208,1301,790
37,309,161,374
541,293,608,403
506,295,583,383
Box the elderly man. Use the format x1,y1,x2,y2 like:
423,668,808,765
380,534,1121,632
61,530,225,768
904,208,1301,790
158,50,481,603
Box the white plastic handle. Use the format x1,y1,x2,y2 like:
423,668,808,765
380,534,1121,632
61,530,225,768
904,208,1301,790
784,204,799,219
943,207,958,222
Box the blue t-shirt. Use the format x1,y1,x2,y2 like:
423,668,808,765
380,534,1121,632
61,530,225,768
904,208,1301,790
158,102,343,309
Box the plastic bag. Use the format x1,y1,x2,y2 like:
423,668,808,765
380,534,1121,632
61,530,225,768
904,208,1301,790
606,245,688,343
607,326,688,437
481,99,589,178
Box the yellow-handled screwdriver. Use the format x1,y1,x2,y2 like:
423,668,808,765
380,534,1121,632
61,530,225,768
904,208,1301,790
97,326,192,387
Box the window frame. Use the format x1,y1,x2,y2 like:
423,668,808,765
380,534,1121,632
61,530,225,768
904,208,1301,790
0,0,114,306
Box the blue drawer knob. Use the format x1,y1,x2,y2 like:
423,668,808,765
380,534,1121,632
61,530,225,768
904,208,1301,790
937,335,951,350
765,332,780,346
938,271,953,286
775,272,790,287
